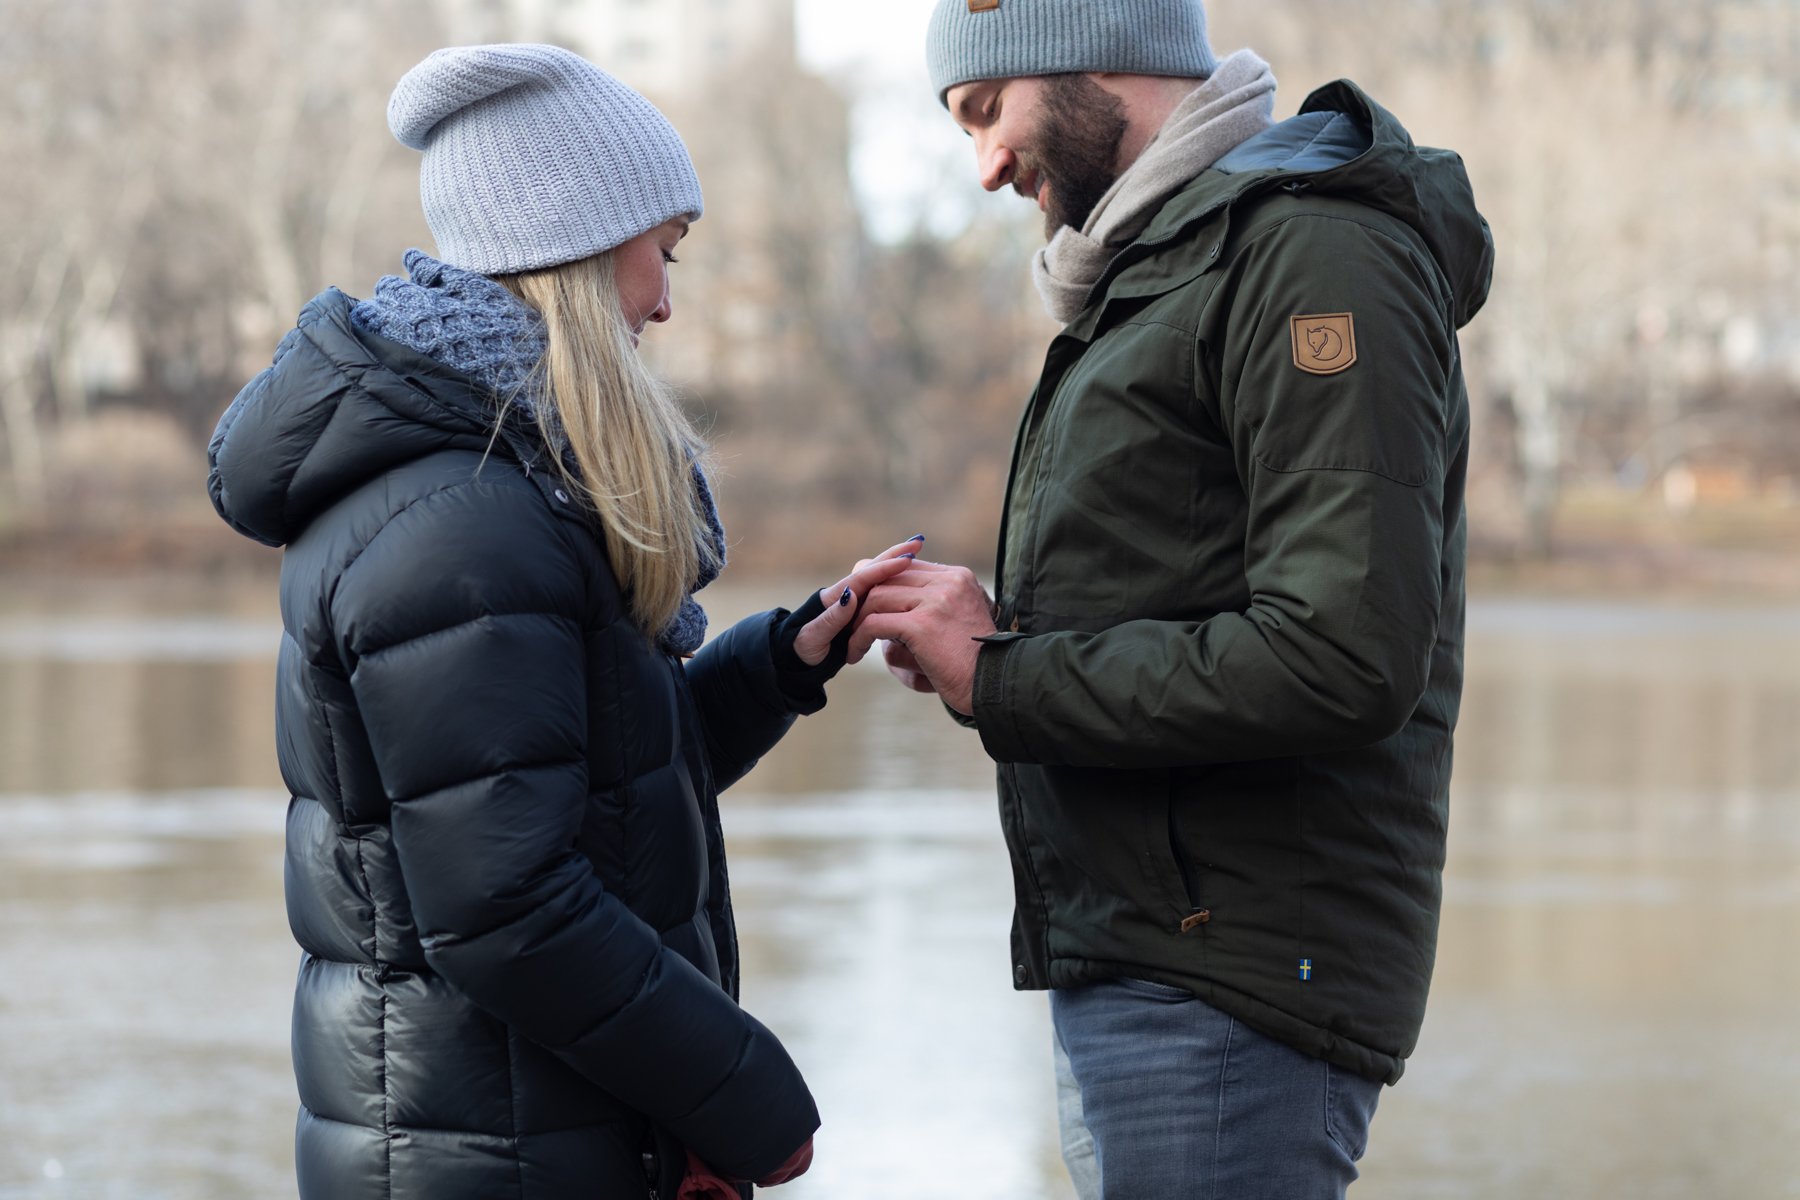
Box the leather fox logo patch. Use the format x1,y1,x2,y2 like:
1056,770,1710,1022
967,0,1000,10
1291,313,1357,376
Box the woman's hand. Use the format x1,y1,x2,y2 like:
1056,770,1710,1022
676,1151,738,1199
678,1137,813,1197
754,1136,814,1186
789,536,924,666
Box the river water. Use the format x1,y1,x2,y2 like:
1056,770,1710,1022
0,580,1796,1199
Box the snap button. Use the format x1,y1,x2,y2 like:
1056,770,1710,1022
1014,963,1028,985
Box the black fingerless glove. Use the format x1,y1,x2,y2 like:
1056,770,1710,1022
770,588,854,712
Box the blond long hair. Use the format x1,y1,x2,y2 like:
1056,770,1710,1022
497,251,719,639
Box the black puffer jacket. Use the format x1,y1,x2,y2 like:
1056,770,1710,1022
208,289,820,1199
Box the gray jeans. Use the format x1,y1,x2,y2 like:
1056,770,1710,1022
1051,980,1382,1199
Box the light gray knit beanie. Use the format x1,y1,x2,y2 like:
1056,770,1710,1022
926,0,1218,105
387,43,703,275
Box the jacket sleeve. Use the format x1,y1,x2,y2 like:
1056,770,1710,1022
974,211,1456,768
682,609,806,793
333,479,816,1180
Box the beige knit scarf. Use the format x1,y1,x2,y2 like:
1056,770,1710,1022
1032,50,1278,324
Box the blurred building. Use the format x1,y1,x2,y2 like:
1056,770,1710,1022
1706,0,1800,112
441,0,800,89
1709,0,1800,381
562,0,801,98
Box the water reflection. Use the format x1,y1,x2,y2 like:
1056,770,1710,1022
0,655,277,797
0,588,1796,1198
0,788,294,1200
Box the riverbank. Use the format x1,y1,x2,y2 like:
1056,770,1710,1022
6,542,1798,606
4,505,1798,601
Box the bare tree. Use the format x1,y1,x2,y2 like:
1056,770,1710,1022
2,0,1793,566
1215,0,1798,555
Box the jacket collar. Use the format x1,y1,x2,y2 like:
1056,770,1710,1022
1059,79,1493,343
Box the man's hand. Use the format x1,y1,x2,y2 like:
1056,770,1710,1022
849,559,997,715
789,539,923,667
881,640,939,695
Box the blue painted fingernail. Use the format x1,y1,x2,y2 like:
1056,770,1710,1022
839,588,852,607
901,553,916,560
908,534,926,543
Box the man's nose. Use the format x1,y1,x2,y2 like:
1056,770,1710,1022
976,135,1017,193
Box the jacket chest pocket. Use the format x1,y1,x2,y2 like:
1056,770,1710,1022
1014,320,1229,627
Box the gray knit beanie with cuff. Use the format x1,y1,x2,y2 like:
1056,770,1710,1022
926,0,1218,105
388,43,703,275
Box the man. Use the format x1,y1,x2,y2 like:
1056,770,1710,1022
848,1,1493,1196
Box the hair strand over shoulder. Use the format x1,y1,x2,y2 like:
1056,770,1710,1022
497,253,719,639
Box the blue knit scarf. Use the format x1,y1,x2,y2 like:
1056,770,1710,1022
351,250,723,657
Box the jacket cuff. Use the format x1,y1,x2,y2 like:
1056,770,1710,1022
971,634,1033,763
768,590,849,716
664,1020,822,1181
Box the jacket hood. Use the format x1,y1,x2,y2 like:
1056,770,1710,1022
207,289,503,547
1139,79,1494,329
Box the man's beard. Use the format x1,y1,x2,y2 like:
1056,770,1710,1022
1022,74,1130,238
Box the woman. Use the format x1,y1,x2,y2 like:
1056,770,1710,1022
207,44,909,1200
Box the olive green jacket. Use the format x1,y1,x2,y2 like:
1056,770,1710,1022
970,81,1493,1084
